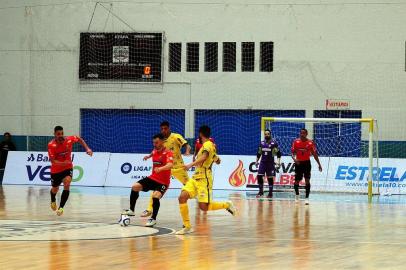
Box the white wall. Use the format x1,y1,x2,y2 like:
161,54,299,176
0,0,405,140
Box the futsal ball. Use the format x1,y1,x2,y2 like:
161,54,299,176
118,214,130,227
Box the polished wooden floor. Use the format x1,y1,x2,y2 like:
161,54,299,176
0,185,406,270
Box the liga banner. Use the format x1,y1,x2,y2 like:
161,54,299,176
3,152,110,186
104,153,194,188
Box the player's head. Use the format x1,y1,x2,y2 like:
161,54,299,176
199,125,211,140
300,128,308,140
264,129,272,141
153,133,165,150
3,132,11,141
160,121,170,137
54,126,64,142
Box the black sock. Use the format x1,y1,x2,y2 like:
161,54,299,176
268,177,274,195
305,183,311,198
294,182,299,195
257,175,264,194
59,190,70,208
50,190,56,202
151,198,160,220
130,190,139,211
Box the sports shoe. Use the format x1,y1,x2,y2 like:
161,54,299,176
140,210,152,217
256,192,264,198
145,218,156,227
50,202,57,211
295,195,300,203
56,207,64,216
122,209,136,216
175,226,194,235
267,193,273,200
226,201,237,216
305,198,310,205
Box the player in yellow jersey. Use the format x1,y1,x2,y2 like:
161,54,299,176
176,125,237,235
141,121,192,217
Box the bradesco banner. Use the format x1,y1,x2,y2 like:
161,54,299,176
3,152,110,186
327,158,406,194
211,156,328,191
105,153,194,188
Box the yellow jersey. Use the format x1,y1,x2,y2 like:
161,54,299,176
193,140,218,180
164,132,187,168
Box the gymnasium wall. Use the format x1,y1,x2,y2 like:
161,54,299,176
0,0,405,144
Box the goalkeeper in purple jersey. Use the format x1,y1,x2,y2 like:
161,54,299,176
255,129,282,198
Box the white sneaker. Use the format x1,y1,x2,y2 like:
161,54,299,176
145,218,156,227
305,198,309,205
122,209,135,216
226,201,237,216
295,195,300,203
175,226,194,235
140,210,152,217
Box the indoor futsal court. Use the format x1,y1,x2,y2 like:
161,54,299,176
1,0,406,270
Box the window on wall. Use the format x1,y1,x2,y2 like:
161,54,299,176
187,42,199,72
223,42,236,72
241,42,255,72
260,42,273,72
205,42,218,72
169,43,181,72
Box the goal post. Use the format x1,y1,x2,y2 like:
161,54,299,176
261,117,378,200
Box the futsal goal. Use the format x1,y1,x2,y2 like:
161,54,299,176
261,117,379,199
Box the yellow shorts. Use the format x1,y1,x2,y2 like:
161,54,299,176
182,177,213,203
171,167,189,185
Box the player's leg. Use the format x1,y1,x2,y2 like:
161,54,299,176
123,181,145,216
50,171,63,211
56,172,72,216
171,167,189,185
142,167,188,217
266,166,276,199
198,178,236,215
256,163,265,197
304,161,312,205
145,186,166,227
294,163,304,202
141,193,154,217
267,176,274,198
176,179,196,235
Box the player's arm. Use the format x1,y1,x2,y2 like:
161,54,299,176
143,151,153,161
311,146,322,172
275,147,282,168
291,141,298,164
177,134,191,156
184,150,209,170
48,147,70,165
256,146,262,166
75,136,93,156
154,153,174,173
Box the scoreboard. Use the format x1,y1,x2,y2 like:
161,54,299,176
79,32,163,82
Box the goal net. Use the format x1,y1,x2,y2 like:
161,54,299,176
261,117,379,198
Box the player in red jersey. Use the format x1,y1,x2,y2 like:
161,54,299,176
291,128,322,205
48,126,93,216
193,137,215,161
122,133,174,227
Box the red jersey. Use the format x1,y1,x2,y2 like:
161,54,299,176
291,139,316,161
195,137,215,153
149,148,174,186
48,136,79,174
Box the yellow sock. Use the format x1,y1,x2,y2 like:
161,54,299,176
179,203,191,228
147,193,153,212
208,201,229,211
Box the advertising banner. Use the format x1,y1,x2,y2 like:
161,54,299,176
3,152,110,186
